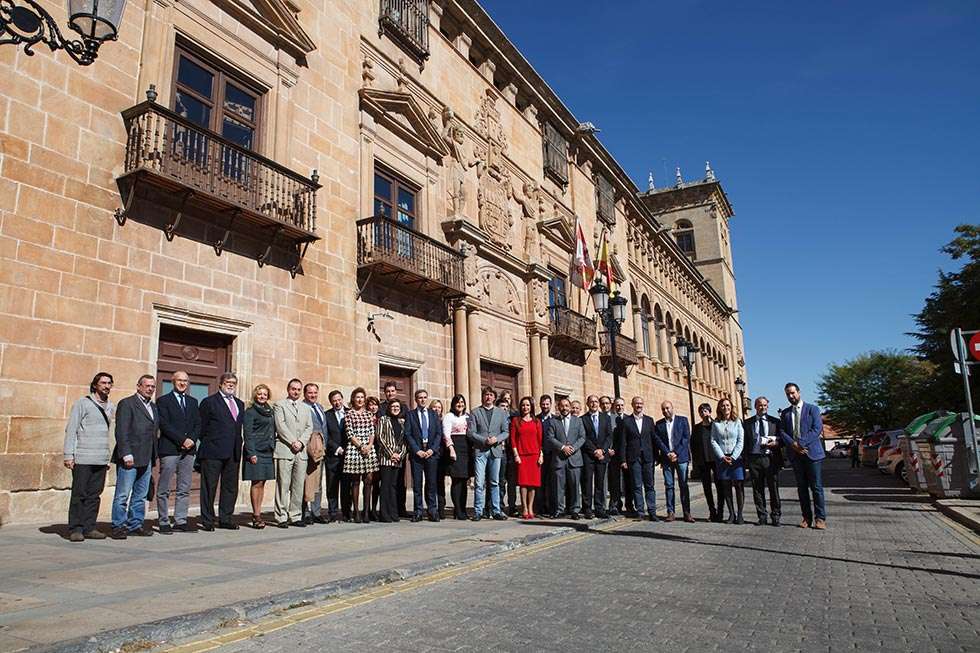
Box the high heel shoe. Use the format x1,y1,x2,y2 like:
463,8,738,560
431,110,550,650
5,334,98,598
361,509,370,523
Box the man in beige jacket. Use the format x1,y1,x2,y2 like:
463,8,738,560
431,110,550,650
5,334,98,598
274,378,313,527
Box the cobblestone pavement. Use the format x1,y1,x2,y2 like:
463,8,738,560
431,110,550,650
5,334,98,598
193,461,980,653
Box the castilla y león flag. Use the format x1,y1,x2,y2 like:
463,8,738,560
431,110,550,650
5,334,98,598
570,219,594,289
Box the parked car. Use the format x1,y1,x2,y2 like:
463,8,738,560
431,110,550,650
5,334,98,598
877,429,906,481
828,442,851,458
860,431,885,466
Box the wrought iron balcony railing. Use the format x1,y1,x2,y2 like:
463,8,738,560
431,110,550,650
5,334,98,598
379,0,429,63
356,215,465,296
599,331,639,368
549,306,597,350
120,101,318,234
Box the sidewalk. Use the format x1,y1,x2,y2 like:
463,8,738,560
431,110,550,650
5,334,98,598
0,468,695,653
934,498,980,534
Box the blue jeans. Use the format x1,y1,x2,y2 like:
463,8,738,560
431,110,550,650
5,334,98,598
474,451,502,516
629,460,657,516
792,457,826,522
662,461,690,515
112,464,151,531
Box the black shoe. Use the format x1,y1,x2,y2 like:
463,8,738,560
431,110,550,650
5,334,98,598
327,516,338,524
411,515,422,523
757,517,766,526
428,514,440,522
128,527,154,537
352,514,362,524
109,528,128,540
607,508,620,516
290,521,307,528
570,513,580,520
471,515,482,521
625,511,639,519
726,514,736,524
200,523,215,532
159,524,173,535
735,515,745,525
596,511,608,519
218,522,240,530
174,523,197,533
313,515,328,524
277,521,289,529
648,515,659,523
582,511,594,520
492,513,507,521
771,517,781,527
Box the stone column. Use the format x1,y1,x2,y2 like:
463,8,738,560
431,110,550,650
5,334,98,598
453,303,469,397
539,333,550,397
467,308,481,407
632,309,644,357
529,329,543,399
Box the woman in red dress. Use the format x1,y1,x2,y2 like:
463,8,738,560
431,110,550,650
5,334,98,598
510,396,543,519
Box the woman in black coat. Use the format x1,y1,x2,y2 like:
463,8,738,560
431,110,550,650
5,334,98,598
242,384,275,529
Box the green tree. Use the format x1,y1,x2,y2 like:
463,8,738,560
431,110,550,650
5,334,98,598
816,350,936,436
909,224,980,410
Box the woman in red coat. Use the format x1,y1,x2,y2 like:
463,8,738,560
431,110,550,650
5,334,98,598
510,396,543,519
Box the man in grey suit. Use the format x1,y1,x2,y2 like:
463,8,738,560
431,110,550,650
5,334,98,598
544,397,586,520
110,374,159,539
273,378,313,527
467,386,509,521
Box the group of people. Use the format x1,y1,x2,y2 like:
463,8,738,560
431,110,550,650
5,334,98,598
63,370,828,542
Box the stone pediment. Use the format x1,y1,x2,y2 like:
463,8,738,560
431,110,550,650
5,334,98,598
214,0,316,61
359,88,449,161
538,215,576,251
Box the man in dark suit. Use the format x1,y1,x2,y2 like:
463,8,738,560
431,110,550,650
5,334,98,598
744,396,783,526
322,389,348,521
655,400,693,523
544,397,586,519
607,396,633,516
534,394,554,517
581,394,614,519
377,381,398,417
621,396,661,521
197,373,244,531
156,370,200,533
110,374,159,539
404,388,443,522
779,383,826,530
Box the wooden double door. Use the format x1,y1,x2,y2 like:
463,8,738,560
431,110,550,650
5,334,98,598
480,362,520,402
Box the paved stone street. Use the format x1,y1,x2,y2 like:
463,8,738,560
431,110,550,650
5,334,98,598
189,461,980,653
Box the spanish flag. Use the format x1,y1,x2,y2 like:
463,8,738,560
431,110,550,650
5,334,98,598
595,229,616,288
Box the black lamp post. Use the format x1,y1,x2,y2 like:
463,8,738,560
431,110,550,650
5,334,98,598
674,336,699,425
591,281,628,400
734,376,747,418
1,0,126,65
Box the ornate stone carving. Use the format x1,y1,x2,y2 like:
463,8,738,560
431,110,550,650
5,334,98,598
473,89,516,250
531,278,549,319
442,107,477,219
460,241,478,289
476,265,522,316
474,88,508,165
361,57,375,88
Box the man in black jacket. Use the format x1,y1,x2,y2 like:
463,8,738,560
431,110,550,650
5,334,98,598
581,394,614,518
743,397,784,526
197,373,244,530
156,370,200,533
110,375,159,539
322,389,348,521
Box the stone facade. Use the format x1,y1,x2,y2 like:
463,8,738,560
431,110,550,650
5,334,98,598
0,0,746,524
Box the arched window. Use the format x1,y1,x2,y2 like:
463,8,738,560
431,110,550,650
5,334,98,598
664,312,676,366
653,303,664,361
640,296,652,356
674,219,696,258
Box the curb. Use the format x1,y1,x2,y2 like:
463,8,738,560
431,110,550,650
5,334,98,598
934,500,980,534
30,521,590,653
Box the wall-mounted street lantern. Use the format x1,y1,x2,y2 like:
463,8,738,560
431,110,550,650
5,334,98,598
1,0,126,65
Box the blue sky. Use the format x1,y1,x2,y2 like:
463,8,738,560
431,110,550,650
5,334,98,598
481,0,980,410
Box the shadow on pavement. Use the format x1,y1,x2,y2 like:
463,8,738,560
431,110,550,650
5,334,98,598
901,549,980,561
521,520,980,581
